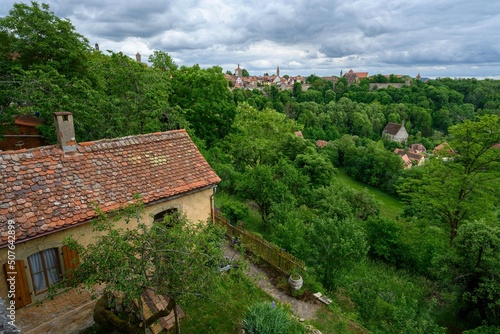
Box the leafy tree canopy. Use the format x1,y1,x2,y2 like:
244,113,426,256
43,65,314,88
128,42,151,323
63,199,226,333
0,1,90,78
398,114,500,243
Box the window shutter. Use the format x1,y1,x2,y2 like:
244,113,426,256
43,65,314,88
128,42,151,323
62,245,80,278
3,260,32,309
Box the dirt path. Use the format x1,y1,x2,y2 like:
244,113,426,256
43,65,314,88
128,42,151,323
224,246,321,320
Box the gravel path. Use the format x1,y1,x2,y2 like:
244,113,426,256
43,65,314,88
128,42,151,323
224,246,321,320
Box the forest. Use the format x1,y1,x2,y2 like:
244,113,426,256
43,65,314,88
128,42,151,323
1,2,500,333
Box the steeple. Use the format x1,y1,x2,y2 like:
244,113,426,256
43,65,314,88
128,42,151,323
235,64,242,78
276,65,280,77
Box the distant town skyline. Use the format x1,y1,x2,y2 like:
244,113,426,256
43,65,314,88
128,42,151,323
2,0,500,79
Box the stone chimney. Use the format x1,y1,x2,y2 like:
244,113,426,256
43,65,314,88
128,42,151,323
136,52,141,63
53,112,77,152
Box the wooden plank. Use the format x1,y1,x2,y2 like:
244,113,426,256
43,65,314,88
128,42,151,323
4,260,32,308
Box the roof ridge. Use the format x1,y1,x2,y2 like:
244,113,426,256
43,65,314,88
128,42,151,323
0,129,188,157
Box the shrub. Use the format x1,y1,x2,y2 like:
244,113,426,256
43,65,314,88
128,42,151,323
220,198,249,225
242,302,294,334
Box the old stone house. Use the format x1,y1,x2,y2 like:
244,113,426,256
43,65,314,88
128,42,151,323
382,122,408,144
0,112,220,332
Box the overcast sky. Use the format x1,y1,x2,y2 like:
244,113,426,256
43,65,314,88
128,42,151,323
2,0,500,79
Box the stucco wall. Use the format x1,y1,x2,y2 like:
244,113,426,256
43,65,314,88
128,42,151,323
0,187,214,301
395,128,409,142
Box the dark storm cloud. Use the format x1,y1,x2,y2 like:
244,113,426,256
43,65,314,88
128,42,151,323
1,0,500,78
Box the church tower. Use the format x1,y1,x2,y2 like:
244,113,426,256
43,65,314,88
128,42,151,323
235,64,243,78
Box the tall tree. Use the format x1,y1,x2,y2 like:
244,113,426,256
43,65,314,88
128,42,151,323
149,51,178,72
439,220,500,324
0,1,90,78
170,65,236,145
398,115,500,244
224,103,301,169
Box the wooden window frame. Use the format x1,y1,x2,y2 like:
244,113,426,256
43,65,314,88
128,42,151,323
27,248,63,295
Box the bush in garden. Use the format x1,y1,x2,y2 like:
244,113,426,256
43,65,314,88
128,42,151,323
242,302,294,334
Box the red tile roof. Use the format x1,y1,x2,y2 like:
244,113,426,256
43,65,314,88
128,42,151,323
316,140,328,148
433,142,454,155
409,143,427,153
14,115,44,127
0,129,220,247
356,72,369,79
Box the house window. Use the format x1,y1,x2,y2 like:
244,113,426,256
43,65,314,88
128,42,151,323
153,208,179,227
27,248,62,295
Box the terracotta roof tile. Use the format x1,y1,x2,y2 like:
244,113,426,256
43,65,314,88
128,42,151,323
0,129,220,247
13,115,44,127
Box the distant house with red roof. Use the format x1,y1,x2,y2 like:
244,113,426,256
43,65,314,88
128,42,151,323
0,115,45,151
433,142,454,156
316,140,328,148
410,143,427,154
394,147,426,168
0,112,220,331
344,69,369,85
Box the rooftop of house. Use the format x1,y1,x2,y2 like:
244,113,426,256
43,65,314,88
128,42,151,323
13,115,44,127
383,122,404,135
0,129,220,247
316,140,328,148
410,143,427,153
433,141,454,155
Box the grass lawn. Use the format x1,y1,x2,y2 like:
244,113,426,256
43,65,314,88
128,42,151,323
180,270,272,333
335,169,404,220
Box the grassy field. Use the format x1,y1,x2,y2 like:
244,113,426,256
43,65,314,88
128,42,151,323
335,169,404,220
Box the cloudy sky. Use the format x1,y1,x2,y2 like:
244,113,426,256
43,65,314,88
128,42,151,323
2,0,500,78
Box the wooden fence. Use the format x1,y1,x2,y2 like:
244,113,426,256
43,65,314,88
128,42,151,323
214,210,305,275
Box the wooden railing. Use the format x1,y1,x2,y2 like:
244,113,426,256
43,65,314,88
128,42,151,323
214,210,305,275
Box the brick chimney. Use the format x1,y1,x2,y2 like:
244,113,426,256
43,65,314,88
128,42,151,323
53,112,77,152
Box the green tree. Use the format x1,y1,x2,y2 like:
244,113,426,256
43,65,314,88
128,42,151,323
148,50,178,72
296,89,324,104
0,1,90,78
236,164,295,224
64,199,225,334
307,217,368,289
398,115,500,244
294,146,335,187
292,82,303,97
170,65,236,145
224,103,301,169
438,220,500,324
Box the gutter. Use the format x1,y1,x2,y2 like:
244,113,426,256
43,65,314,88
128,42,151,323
210,185,218,223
